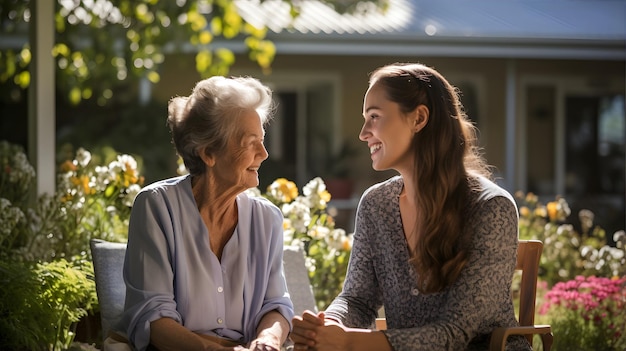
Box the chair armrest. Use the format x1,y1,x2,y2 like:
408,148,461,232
375,318,387,330
489,325,553,351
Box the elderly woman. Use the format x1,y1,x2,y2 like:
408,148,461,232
118,76,293,351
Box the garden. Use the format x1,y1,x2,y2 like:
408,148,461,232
1,140,624,350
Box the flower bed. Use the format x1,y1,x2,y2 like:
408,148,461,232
539,276,626,350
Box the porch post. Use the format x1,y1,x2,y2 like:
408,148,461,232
28,0,56,196
505,59,517,192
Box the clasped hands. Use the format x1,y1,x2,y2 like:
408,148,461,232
289,310,349,351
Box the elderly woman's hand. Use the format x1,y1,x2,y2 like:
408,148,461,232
248,335,281,351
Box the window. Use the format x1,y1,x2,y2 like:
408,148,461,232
258,76,339,191
564,95,625,236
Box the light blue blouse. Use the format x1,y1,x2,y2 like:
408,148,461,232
119,175,294,351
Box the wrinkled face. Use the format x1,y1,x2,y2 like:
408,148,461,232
213,110,268,191
359,82,416,173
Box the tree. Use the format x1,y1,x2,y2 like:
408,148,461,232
0,0,388,106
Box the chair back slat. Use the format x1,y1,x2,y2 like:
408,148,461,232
516,240,543,343
90,239,128,340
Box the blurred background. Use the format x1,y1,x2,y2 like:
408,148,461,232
1,0,624,235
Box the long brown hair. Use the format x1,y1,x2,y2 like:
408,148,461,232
369,63,492,293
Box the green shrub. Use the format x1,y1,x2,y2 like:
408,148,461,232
1,141,143,350
0,258,97,351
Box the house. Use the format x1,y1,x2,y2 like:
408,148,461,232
2,0,623,234
150,0,626,234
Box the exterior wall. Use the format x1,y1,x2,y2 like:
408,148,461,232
152,53,625,232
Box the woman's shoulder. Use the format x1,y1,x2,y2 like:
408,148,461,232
139,174,189,193
240,191,282,217
474,175,515,206
361,175,403,201
134,175,190,203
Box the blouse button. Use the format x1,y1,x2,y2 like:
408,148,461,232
411,288,419,296
217,318,223,324
217,286,223,293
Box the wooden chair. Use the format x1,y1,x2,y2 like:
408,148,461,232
374,240,553,351
489,239,553,350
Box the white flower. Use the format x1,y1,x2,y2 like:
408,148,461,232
75,147,92,167
282,200,311,233
116,154,138,172
308,225,330,240
94,165,112,190
123,184,142,207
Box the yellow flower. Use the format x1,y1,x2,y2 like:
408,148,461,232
268,178,298,203
79,175,91,194
341,235,352,251
320,189,331,203
547,201,558,221
519,206,530,218
282,218,292,231
60,160,77,173
525,192,538,204
534,205,547,218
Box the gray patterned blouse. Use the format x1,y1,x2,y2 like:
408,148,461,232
324,175,531,351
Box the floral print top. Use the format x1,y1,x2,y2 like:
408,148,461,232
324,175,531,351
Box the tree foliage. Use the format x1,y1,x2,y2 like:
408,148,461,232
0,0,388,105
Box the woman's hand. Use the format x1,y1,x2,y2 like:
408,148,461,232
291,310,351,351
291,310,324,349
292,311,392,351
248,334,281,351
247,310,290,351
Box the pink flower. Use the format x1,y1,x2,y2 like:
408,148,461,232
540,275,626,327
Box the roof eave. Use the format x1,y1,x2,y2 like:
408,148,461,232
266,35,626,60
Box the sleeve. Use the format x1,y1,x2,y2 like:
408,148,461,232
252,204,295,333
382,196,520,351
120,190,182,351
324,194,382,328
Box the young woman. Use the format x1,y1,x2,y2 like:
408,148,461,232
291,63,530,351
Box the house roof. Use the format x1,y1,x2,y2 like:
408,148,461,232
234,0,626,60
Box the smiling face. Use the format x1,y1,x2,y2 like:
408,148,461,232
359,82,418,174
211,109,269,192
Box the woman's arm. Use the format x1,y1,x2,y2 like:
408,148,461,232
324,194,382,327
249,310,290,351
150,318,242,351
123,191,185,350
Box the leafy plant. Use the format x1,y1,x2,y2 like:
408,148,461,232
249,177,353,310
0,141,35,206
0,258,97,351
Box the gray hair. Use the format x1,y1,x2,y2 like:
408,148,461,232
167,76,274,176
